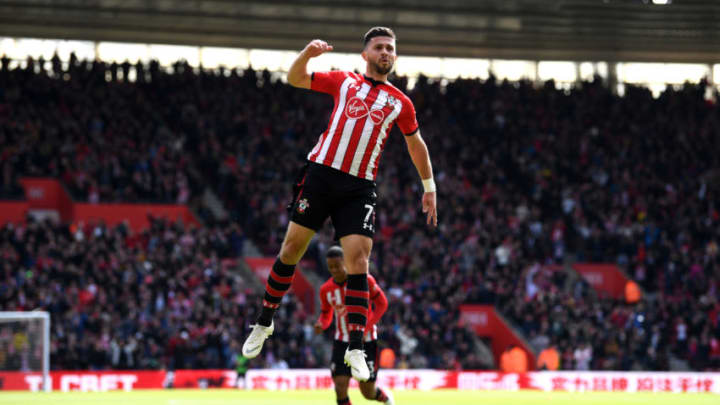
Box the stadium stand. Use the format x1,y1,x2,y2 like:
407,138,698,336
1,55,719,371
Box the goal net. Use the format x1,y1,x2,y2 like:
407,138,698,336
0,311,50,392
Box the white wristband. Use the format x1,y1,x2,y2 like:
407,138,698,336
422,178,436,193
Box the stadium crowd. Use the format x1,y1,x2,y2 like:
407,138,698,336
0,54,719,371
0,215,339,371
0,216,480,371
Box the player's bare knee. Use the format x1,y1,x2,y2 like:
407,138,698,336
279,239,304,264
355,255,369,272
348,254,369,274
278,247,298,264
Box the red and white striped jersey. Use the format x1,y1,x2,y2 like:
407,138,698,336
307,71,419,181
317,274,389,343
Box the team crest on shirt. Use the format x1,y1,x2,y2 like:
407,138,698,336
386,95,397,108
297,198,310,214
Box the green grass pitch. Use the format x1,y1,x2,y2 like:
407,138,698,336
0,389,718,405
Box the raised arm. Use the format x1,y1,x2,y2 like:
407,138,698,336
287,39,333,89
404,130,437,226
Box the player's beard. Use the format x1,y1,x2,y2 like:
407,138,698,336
371,59,394,75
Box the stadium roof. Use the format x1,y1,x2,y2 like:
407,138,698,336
0,0,718,63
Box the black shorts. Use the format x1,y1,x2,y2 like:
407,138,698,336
331,340,378,382
289,162,377,238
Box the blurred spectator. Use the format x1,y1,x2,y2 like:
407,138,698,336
379,347,396,369
625,280,642,304
537,344,559,371
500,345,528,373
573,342,593,371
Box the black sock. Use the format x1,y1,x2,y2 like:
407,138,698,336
257,258,296,326
349,331,364,351
375,388,388,401
337,397,351,405
257,307,275,327
346,273,369,350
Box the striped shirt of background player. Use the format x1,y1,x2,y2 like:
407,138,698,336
317,274,388,342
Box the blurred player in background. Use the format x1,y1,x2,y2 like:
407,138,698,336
315,246,394,405
242,26,437,382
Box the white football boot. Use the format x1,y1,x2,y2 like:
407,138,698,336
242,321,274,358
344,348,370,381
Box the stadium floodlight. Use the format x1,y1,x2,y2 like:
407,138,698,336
0,311,51,392
652,0,670,5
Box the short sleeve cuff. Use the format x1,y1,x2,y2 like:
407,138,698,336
403,127,419,137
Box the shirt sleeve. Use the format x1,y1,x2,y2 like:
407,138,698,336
317,286,334,330
396,95,419,136
311,71,347,95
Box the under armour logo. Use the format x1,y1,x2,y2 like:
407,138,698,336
363,223,374,231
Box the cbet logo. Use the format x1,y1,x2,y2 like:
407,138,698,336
24,374,138,392
61,374,137,392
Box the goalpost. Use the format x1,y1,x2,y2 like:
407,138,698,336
0,311,51,392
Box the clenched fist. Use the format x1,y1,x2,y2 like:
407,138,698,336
303,39,334,58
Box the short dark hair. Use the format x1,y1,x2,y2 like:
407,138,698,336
363,27,396,47
326,245,344,258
